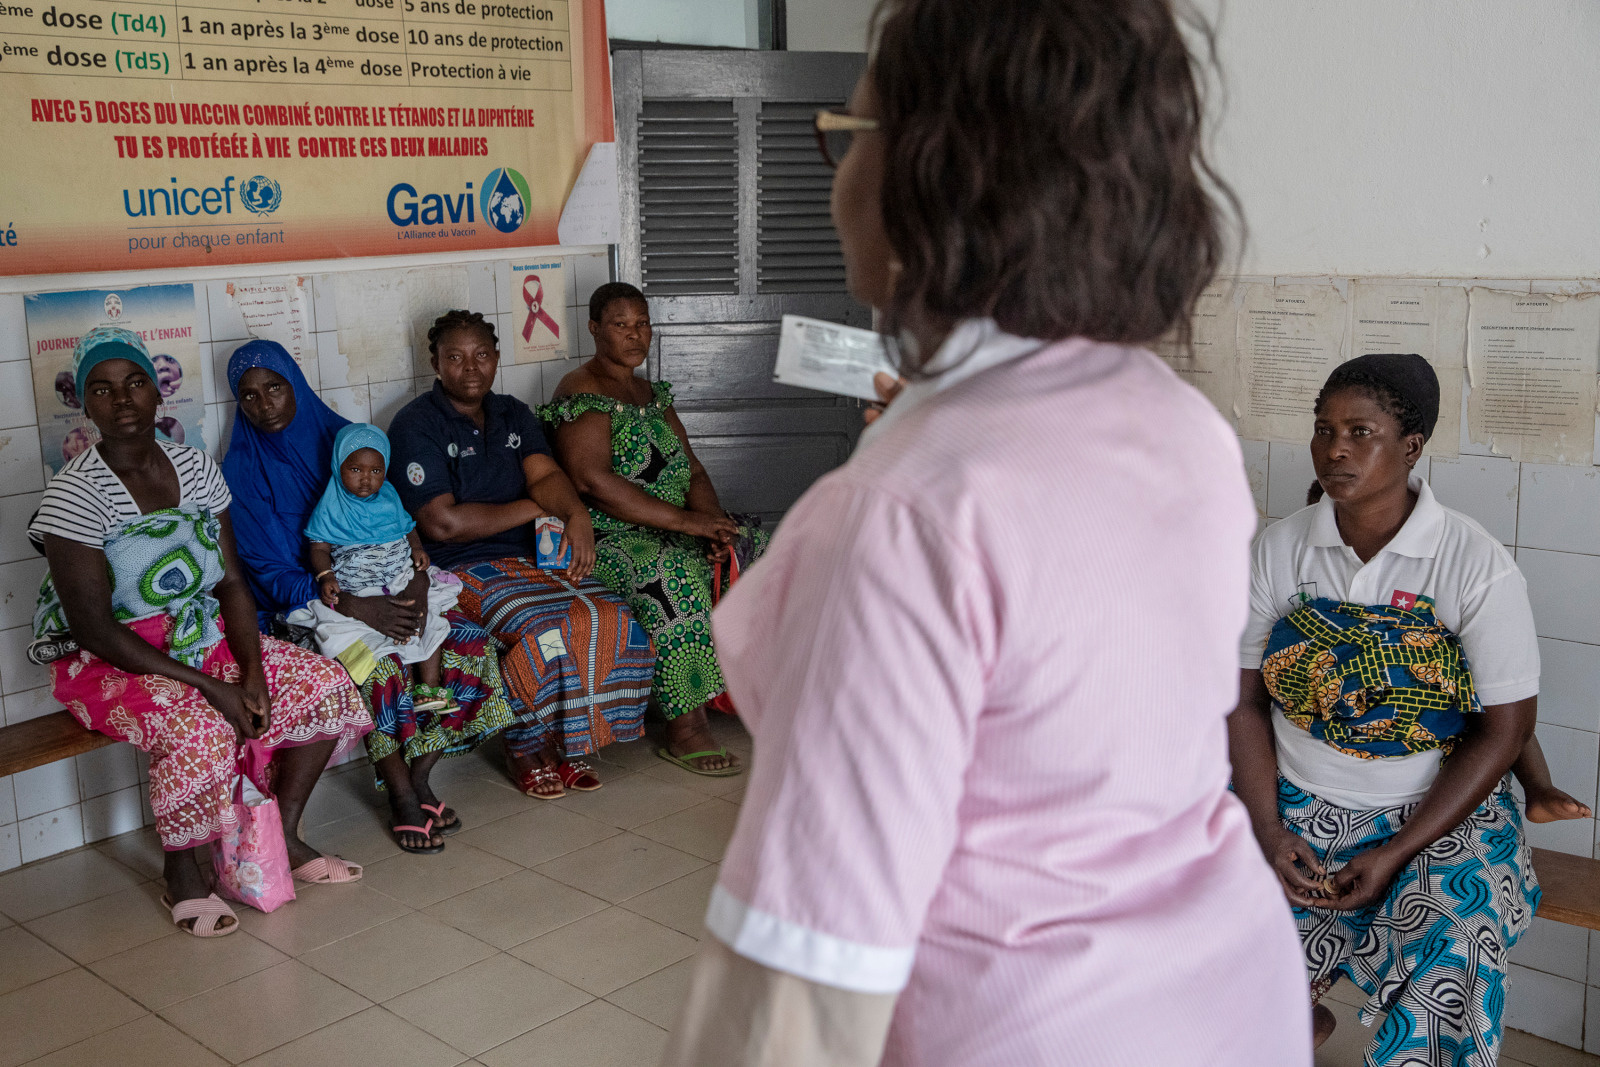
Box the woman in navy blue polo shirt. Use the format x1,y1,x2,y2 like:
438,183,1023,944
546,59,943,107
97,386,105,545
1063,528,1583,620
389,310,653,798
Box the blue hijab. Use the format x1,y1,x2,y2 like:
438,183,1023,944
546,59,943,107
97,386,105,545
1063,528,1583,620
305,424,416,547
221,340,350,616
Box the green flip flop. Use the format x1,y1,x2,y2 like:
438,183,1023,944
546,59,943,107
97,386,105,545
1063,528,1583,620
655,746,743,778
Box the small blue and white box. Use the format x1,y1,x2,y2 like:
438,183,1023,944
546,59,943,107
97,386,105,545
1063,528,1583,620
535,516,572,570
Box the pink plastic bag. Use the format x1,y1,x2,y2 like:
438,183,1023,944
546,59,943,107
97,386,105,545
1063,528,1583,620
210,741,296,913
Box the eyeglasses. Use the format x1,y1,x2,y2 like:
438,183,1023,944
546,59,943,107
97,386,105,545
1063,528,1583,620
814,109,879,169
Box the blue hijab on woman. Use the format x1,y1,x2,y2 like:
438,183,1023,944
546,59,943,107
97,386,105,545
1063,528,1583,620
221,339,350,622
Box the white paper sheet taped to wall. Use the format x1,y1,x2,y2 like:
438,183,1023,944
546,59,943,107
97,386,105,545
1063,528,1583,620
1466,288,1600,465
1154,282,1240,425
1351,283,1467,457
1235,283,1348,442
332,267,470,388
557,142,622,247
225,278,310,371
774,315,895,402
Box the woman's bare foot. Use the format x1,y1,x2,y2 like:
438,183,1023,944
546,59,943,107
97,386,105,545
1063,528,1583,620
1312,1003,1337,1049
162,846,237,933
374,751,444,851
664,705,740,774
409,752,459,831
1525,782,1593,823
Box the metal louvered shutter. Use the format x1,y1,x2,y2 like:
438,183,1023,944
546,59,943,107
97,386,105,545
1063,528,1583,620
756,101,847,294
638,100,739,296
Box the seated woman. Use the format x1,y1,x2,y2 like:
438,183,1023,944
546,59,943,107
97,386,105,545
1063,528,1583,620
389,310,653,797
33,328,372,936
1230,353,1544,1064
543,283,765,775
223,340,515,853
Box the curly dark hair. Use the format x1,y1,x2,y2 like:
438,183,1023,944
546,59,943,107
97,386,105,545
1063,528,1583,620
589,281,647,323
427,309,497,356
1313,371,1427,439
868,0,1239,369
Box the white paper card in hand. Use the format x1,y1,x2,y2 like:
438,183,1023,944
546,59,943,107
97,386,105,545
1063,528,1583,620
774,314,895,401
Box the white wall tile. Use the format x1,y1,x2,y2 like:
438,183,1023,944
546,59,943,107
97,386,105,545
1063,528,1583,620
466,261,499,315
1518,464,1600,555
0,294,28,363
1510,916,1589,982
1240,439,1269,520
540,359,586,406
1504,965,1584,1048
1526,812,1595,857
0,363,36,431
191,283,211,344
1519,549,1600,645
496,313,516,354
197,342,218,405
562,257,580,308
80,786,147,844
578,319,598,359
203,401,234,460
1587,932,1600,987
0,824,18,872
0,557,47,632
367,379,416,432
18,805,82,864
75,744,138,801
315,330,363,390
412,375,437,400
311,274,338,332
209,339,235,405
1539,639,1600,733
499,363,539,406
13,761,77,819
1428,456,1519,545
0,778,14,826
134,749,150,785
4,685,61,726
0,428,45,497
0,491,43,567
1587,986,1600,1054
1534,724,1600,813
573,252,613,307
1266,440,1317,520
320,386,371,425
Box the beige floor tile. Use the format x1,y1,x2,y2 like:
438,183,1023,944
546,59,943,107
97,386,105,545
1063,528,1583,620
479,1000,666,1067
453,805,620,869
0,968,146,1067
604,956,696,1029
558,774,708,830
92,827,167,881
596,735,663,772
24,881,176,964
300,764,388,829
510,907,698,996
91,928,288,1010
425,869,608,950
614,865,719,938
240,1004,469,1067
636,755,749,797
363,843,522,909
27,1013,226,1067
428,746,507,786
534,833,706,904
1314,996,1376,1067
308,810,405,868
426,774,543,827
159,959,370,1063
632,799,742,862
1504,1028,1600,1065
300,911,497,1002
236,882,410,956
384,953,592,1057
1323,976,1366,1008
0,925,74,996
0,847,146,922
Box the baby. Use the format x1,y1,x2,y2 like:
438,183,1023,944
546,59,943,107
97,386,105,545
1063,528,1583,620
290,424,460,710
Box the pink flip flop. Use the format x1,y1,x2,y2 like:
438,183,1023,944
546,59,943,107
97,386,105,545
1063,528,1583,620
162,892,239,937
290,855,364,883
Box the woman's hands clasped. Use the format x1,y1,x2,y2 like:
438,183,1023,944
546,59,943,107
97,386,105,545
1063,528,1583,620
1260,825,1407,912
207,670,272,740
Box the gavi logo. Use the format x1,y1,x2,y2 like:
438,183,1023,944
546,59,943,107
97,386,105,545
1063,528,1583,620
386,180,475,227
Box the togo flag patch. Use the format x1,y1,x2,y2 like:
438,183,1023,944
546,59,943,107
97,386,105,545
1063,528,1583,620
407,462,425,485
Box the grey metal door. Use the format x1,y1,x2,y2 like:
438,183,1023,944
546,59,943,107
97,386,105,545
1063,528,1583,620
612,49,869,526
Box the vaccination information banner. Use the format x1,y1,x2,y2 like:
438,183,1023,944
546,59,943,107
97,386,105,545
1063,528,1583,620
0,0,613,275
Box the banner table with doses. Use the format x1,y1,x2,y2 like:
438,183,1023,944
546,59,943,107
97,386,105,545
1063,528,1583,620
0,0,612,274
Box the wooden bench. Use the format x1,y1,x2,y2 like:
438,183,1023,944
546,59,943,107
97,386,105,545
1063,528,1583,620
1531,848,1600,931
0,710,116,779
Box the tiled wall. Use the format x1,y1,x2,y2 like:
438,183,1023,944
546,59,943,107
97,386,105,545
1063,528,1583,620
0,249,613,872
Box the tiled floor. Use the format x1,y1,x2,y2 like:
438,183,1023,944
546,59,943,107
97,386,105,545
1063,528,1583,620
2,709,1596,1066
0,715,746,1066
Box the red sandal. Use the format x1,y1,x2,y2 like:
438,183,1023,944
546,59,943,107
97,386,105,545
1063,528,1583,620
556,760,602,792
517,765,564,800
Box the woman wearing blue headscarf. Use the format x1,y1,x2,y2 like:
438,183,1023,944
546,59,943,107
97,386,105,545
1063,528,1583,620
223,341,515,852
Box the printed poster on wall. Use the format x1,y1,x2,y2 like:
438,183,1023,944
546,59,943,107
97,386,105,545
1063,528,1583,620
25,285,205,476
0,0,614,276
510,259,568,363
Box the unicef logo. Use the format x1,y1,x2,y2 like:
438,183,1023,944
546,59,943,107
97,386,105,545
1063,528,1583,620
240,176,282,216
481,168,529,233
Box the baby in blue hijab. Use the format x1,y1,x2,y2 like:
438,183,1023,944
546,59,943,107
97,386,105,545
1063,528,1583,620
285,424,462,711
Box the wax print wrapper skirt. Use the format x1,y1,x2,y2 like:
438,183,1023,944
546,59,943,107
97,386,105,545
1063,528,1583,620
1280,776,1540,1067
53,614,372,851
454,557,651,758
360,611,517,766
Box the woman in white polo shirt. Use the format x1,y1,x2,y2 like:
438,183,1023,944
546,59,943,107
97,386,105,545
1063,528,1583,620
1229,352,1563,1066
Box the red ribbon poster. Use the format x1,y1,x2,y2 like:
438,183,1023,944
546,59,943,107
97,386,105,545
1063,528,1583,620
510,258,567,363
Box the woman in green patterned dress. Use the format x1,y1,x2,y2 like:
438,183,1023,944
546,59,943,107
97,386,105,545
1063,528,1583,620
542,283,764,775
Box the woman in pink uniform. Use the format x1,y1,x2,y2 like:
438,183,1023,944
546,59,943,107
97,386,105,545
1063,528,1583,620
662,1,1311,1064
